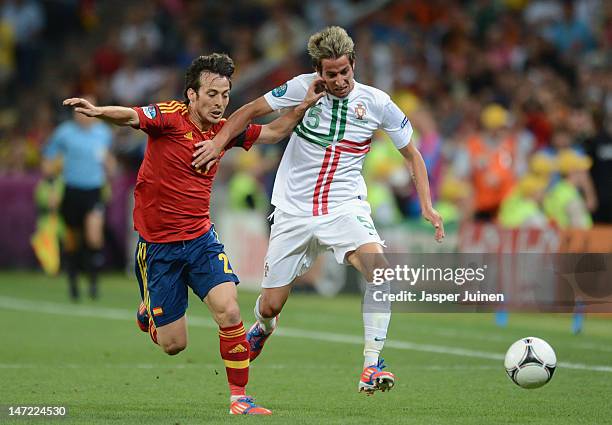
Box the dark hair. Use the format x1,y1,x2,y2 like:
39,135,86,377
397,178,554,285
183,53,235,104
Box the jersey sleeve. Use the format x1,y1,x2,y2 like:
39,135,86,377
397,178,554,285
380,99,413,149
263,74,310,111
226,124,263,151
132,104,167,136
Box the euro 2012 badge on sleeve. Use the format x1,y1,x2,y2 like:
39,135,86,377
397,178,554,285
271,83,288,98
143,105,157,119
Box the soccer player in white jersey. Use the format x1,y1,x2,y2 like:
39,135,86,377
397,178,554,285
192,26,444,394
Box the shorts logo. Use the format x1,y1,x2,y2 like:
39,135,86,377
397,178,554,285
400,116,409,129
355,103,367,120
152,307,163,316
184,131,193,140
142,105,157,119
271,83,288,98
229,344,247,354
264,262,269,277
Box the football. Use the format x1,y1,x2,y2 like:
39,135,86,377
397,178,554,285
504,337,557,389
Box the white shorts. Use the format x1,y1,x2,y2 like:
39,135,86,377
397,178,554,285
262,201,384,288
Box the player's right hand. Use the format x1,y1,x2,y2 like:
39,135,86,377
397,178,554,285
192,140,222,173
62,98,100,117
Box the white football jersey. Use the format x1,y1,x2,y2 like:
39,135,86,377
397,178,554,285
264,73,413,216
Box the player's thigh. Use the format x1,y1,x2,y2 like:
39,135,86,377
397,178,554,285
135,239,189,328
316,205,386,275
185,226,240,303
204,281,241,328
84,208,104,248
262,211,317,289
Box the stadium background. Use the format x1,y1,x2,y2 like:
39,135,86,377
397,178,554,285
1,0,611,273
1,1,612,423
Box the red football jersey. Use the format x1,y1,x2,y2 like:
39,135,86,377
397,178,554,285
132,100,262,243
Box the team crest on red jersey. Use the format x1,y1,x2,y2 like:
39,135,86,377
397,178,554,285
355,103,367,120
142,105,157,119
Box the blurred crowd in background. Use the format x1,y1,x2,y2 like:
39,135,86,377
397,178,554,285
1,0,611,240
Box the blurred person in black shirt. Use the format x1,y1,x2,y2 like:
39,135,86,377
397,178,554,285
585,109,612,223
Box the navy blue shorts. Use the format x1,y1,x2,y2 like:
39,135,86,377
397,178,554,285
134,226,239,327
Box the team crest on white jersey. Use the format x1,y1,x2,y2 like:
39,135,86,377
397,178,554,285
354,103,367,120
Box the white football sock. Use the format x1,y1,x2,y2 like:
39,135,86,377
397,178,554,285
254,295,276,334
363,281,391,368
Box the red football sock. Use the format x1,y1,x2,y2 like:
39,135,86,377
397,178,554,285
219,322,250,397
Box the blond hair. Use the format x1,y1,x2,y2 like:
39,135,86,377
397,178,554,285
307,26,355,71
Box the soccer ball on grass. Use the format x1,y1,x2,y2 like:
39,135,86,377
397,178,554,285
504,337,556,389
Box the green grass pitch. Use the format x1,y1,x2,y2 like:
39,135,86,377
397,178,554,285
1,272,611,424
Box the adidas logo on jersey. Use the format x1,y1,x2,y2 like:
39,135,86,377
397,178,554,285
229,344,248,354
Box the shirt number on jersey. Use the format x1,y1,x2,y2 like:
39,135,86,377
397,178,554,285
357,216,376,235
305,105,322,129
218,253,234,274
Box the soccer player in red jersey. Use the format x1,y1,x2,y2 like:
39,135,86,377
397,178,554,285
63,53,325,415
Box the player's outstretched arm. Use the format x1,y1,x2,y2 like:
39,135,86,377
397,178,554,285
256,79,326,145
192,97,274,171
399,143,445,243
63,98,139,127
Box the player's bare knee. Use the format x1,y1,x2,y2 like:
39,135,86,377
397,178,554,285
259,297,283,318
352,249,388,282
162,340,186,355
215,304,241,328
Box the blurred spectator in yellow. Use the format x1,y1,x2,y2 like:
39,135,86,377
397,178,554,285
30,169,65,276
529,151,558,180
543,149,593,229
362,140,404,227
434,175,471,226
498,174,548,229
0,17,14,84
255,6,305,61
1,0,45,84
539,126,597,212
228,149,268,212
455,104,518,221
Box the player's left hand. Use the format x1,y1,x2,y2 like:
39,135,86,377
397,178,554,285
63,97,100,117
192,140,221,172
422,207,444,243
